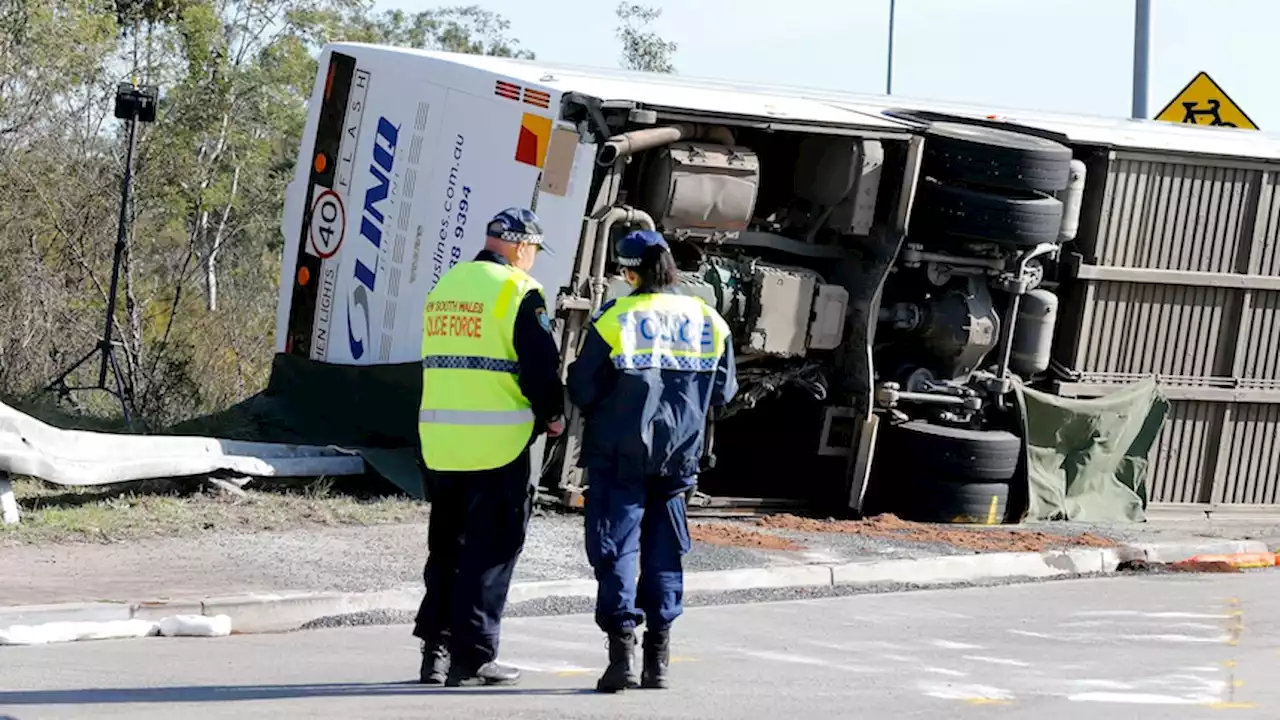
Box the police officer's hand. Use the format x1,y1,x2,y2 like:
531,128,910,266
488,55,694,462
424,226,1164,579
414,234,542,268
546,415,565,438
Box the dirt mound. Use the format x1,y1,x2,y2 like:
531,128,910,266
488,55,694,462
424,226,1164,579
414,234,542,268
690,523,804,551
756,513,1120,554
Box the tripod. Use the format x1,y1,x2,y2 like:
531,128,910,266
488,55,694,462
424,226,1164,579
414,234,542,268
43,83,158,425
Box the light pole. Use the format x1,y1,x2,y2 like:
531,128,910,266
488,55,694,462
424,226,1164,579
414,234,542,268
886,0,896,95
1132,0,1151,119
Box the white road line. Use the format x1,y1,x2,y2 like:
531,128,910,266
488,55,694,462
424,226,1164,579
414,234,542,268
918,681,1015,701
1067,692,1208,705
501,633,598,652
1116,633,1230,644
1073,611,1230,620
963,655,1032,668
924,668,969,678
738,649,883,674
502,659,597,673
931,639,984,650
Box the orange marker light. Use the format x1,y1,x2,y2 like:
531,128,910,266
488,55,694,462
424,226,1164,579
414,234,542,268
313,153,327,173
297,266,311,286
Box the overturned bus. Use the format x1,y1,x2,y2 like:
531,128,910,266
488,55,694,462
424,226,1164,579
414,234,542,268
266,42,1280,522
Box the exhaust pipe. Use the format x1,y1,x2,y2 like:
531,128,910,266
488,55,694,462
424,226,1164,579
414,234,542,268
596,123,695,166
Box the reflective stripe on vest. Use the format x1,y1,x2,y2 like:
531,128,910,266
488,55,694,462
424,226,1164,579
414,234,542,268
419,408,536,425
418,260,545,472
593,293,730,373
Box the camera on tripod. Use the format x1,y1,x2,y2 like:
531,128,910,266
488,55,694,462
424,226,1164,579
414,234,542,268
42,80,161,424
114,83,158,123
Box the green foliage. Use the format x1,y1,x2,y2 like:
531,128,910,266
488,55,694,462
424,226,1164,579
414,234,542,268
341,5,534,58
615,2,676,74
0,0,535,430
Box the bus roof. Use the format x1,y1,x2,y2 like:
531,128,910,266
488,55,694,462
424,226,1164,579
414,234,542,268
330,43,1280,163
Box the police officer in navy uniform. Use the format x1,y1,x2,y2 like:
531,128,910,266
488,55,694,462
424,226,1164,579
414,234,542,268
414,208,566,687
567,230,738,693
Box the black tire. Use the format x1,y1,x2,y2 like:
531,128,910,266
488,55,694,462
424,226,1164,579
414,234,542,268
897,478,1011,525
882,420,1021,482
922,122,1073,193
912,178,1064,247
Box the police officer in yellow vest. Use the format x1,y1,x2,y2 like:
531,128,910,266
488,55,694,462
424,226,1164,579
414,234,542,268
568,230,737,693
414,207,565,687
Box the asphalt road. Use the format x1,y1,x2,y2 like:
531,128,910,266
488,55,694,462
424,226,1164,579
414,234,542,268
1,572,1275,719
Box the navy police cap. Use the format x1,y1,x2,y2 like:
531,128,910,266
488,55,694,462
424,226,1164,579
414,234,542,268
616,229,669,268
486,208,551,253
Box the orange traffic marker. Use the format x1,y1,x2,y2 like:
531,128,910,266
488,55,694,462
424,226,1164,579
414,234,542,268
1181,552,1276,569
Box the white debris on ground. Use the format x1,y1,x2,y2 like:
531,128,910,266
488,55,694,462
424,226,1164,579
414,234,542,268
158,614,232,638
0,614,232,646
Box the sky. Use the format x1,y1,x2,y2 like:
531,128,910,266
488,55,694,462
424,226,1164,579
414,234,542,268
377,0,1280,129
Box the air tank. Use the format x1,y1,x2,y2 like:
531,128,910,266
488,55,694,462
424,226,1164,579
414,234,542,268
1010,289,1059,377
1057,159,1087,243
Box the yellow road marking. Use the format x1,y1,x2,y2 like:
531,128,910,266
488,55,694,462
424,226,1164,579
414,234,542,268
1204,702,1258,710
967,699,1012,705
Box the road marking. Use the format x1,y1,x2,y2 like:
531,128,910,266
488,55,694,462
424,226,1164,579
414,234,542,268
1075,611,1230,619
1205,702,1258,710
503,660,596,673
739,649,881,674
1116,634,1231,644
919,682,1014,701
932,640,984,650
1068,692,1207,705
501,634,597,652
924,668,968,678
1068,680,1136,691
963,655,1032,668
969,698,1013,705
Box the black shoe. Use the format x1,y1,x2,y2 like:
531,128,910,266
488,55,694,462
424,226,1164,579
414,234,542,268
419,642,450,685
445,661,521,687
595,630,639,693
641,628,670,689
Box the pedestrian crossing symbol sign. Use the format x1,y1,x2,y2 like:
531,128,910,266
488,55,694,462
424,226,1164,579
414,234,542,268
1154,71,1258,130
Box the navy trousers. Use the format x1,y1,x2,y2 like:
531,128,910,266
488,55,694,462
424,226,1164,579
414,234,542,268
413,449,532,670
584,467,694,634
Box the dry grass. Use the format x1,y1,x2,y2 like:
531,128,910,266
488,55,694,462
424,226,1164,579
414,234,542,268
1,475,430,546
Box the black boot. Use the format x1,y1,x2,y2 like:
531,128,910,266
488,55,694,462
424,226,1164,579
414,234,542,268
641,628,670,689
419,642,450,686
595,630,639,693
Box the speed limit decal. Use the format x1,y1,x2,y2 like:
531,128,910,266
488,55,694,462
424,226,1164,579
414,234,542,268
309,189,346,259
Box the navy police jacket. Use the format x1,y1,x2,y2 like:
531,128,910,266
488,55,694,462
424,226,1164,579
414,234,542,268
567,286,738,478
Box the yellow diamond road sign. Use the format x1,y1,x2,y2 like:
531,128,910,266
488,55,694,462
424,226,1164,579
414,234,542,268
1154,71,1258,130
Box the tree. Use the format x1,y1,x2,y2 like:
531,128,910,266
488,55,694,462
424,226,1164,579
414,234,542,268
341,5,534,58
0,1,536,429
615,2,676,74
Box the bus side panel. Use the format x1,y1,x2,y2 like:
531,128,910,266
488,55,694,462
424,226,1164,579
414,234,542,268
280,50,589,367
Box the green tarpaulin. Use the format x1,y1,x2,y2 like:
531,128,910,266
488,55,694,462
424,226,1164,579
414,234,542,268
1013,377,1169,523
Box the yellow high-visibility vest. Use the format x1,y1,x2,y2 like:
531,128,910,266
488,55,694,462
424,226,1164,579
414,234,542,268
419,260,544,471
593,292,730,373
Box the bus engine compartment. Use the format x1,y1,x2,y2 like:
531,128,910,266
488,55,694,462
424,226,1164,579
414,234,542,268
556,101,1089,520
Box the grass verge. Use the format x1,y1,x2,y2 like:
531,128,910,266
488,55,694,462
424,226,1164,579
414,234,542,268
1,475,429,547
